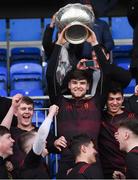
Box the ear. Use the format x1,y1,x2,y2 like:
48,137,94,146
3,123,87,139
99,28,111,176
86,83,89,90
80,144,87,153
106,53,110,60
122,95,124,102
68,81,71,90
124,131,129,140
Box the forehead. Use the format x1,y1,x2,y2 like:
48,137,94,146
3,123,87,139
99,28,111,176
70,79,88,83
108,92,123,98
18,102,33,108
0,133,11,139
118,127,126,133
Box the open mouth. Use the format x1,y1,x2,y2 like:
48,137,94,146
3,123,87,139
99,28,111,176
23,115,31,119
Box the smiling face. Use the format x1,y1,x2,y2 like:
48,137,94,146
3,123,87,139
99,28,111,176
68,79,89,99
107,92,124,115
16,102,34,129
0,133,14,158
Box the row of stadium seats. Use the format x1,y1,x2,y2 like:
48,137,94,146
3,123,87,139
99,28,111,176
0,17,135,95
0,47,45,97
0,17,133,42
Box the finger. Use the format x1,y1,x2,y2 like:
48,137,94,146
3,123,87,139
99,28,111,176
57,140,67,147
57,147,62,151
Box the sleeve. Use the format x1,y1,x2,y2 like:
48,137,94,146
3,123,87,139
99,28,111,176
33,117,53,155
126,152,138,179
0,97,17,127
42,24,55,59
46,44,63,104
93,44,132,88
23,149,41,168
0,158,9,179
101,21,114,51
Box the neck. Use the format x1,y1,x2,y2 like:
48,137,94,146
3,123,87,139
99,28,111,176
17,124,34,131
108,109,124,116
126,138,138,152
75,155,90,164
0,152,6,159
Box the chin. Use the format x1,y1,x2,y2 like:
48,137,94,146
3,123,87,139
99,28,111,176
73,94,85,99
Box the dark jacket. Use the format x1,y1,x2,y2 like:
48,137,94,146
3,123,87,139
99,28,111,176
0,157,9,179
98,110,136,179
46,43,131,107
127,0,138,28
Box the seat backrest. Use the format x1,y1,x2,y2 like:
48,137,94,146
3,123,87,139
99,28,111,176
0,89,8,97
111,17,133,39
113,58,131,70
10,47,42,64
123,79,136,94
10,18,42,41
0,48,7,67
10,63,42,78
0,19,7,41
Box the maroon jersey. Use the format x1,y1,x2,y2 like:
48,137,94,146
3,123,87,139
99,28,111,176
57,96,101,147
98,110,135,178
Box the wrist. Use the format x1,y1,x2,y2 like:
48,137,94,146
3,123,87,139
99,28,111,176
91,41,98,46
50,22,55,28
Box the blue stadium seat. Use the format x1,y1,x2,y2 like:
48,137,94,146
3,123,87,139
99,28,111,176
99,17,109,24
111,17,133,40
0,19,7,41
113,58,131,70
123,79,136,94
10,89,29,96
27,89,44,107
0,89,8,97
10,62,42,90
30,89,45,126
10,47,42,64
0,48,7,66
0,66,7,89
113,45,132,59
10,19,42,41
44,18,58,41
32,110,45,127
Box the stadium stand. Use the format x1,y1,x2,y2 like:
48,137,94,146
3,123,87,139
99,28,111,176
9,18,42,41
10,62,43,90
0,13,137,179
0,19,7,42
10,47,42,65
0,89,8,97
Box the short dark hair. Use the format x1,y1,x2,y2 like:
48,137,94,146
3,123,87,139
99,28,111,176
0,125,10,136
119,118,138,136
68,69,92,85
21,96,34,107
18,130,36,154
69,133,92,157
108,87,124,97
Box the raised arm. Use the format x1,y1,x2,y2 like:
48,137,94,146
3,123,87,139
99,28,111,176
46,26,69,104
87,30,131,88
42,14,56,59
33,104,59,155
1,94,22,129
